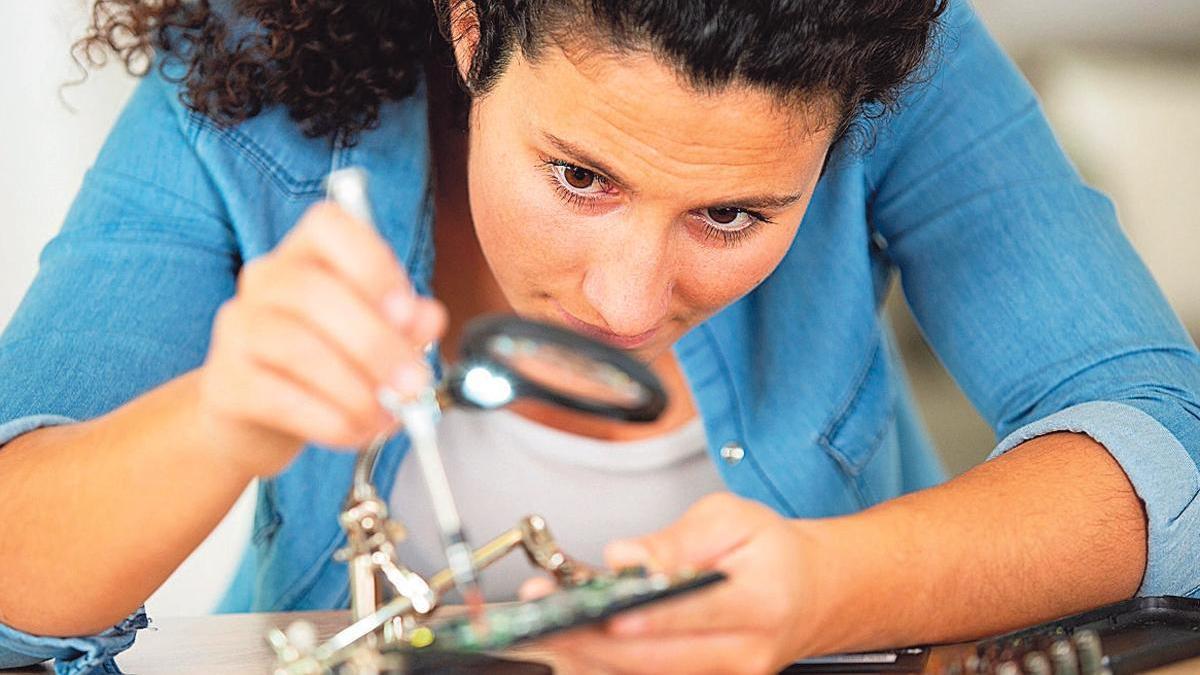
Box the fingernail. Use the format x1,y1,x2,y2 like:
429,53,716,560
609,612,647,636
391,362,428,395
519,577,557,601
605,540,651,567
382,289,413,326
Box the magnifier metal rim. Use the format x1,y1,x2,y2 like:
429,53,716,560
447,314,668,422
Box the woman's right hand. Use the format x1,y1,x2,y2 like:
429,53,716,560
196,202,448,477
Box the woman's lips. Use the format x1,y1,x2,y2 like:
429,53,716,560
553,302,659,350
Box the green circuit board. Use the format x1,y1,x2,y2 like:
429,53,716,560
403,568,726,653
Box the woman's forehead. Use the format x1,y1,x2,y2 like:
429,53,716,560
492,46,833,197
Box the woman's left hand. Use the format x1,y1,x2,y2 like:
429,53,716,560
519,492,824,675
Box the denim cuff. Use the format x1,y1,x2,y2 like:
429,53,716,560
990,400,1200,597
0,413,77,447
0,607,148,674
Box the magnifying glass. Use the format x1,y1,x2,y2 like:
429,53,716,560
355,313,670,503
444,314,668,422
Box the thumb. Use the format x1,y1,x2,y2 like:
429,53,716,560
604,492,769,572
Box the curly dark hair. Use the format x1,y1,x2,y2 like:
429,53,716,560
75,0,947,145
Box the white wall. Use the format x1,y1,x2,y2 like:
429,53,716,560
0,2,254,618
975,0,1200,57
975,0,1200,330
0,2,134,328
1036,50,1200,331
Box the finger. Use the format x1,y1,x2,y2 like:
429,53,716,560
604,566,756,637
519,572,744,636
509,637,614,675
406,297,449,352
605,492,773,571
524,624,608,663
518,566,748,634
283,202,411,304
381,298,447,395
242,310,391,433
242,261,426,389
538,628,767,675
225,353,371,449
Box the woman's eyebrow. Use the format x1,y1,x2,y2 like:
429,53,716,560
541,131,809,210
540,132,633,190
720,190,809,211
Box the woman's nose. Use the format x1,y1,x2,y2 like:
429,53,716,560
580,228,674,336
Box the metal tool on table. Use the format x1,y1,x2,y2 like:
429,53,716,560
268,168,678,675
944,595,1200,675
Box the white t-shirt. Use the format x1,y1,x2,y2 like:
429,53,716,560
388,407,727,600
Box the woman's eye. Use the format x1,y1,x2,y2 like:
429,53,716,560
552,163,606,194
564,166,595,189
695,207,770,247
704,207,755,230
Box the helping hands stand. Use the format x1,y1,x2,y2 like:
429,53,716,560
266,402,600,675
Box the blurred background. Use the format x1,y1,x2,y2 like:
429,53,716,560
1,1,1197,618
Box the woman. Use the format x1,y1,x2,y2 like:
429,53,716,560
1,0,1198,673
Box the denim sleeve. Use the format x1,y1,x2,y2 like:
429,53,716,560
866,0,1200,595
0,73,239,670
989,403,1200,597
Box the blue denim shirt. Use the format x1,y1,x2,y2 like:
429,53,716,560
3,3,1199,673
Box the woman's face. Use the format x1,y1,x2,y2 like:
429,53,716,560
465,44,835,363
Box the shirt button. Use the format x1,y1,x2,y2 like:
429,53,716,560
720,441,745,466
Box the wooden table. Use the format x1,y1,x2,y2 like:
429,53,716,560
6,611,1200,674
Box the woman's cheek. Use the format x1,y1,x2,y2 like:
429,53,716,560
676,228,796,312
472,183,590,289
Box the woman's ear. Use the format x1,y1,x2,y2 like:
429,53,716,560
446,0,480,87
